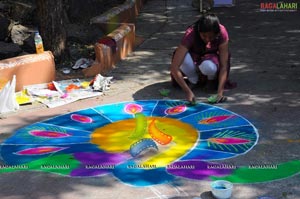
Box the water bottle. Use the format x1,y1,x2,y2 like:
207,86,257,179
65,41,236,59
34,31,44,54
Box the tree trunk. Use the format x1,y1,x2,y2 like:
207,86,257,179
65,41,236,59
35,0,67,63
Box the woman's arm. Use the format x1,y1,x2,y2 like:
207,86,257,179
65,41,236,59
217,41,229,98
170,45,195,102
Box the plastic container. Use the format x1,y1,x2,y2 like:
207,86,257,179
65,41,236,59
34,31,44,54
211,180,233,199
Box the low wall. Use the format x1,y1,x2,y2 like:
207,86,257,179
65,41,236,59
90,0,146,33
83,0,145,77
83,23,135,77
0,51,55,91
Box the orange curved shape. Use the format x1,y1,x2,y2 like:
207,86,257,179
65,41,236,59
148,119,172,145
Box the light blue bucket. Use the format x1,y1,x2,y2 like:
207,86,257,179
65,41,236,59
211,180,233,199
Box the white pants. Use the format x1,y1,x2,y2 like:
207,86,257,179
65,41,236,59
179,53,217,84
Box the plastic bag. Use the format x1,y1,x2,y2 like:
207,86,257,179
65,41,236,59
0,75,19,114
92,74,113,92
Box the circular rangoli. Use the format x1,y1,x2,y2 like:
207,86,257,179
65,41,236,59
0,100,259,186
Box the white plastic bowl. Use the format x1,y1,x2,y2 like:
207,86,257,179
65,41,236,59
211,180,233,199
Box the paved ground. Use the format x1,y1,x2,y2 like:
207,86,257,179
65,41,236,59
0,0,299,198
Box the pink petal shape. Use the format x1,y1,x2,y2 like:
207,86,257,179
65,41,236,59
208,137,250,145
71,114,93,123
199,115,235,124
124,104,143,114
15,146,68,155
29,130,71,138
165,105,187,115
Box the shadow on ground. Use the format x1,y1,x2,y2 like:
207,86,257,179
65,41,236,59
132,81,186,101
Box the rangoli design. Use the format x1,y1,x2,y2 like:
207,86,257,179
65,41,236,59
1,100,299,186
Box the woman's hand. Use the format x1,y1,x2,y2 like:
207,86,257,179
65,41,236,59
171,45,197,103
208,94,227,104
186,90,196,103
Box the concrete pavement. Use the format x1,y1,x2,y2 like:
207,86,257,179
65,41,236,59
0,0,299,198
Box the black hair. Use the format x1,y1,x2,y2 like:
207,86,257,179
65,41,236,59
195,13,220,34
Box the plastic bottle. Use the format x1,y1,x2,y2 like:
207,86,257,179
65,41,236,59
34,31,44,54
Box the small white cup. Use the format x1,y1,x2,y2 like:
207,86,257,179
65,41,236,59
211,180,233,199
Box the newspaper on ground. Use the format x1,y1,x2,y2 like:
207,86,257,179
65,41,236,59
24,78,103,108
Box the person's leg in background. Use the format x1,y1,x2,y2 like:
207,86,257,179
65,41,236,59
179,53,199,84
198,59,218,90
171,53,199,87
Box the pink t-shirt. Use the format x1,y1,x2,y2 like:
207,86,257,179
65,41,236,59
181,24,229,65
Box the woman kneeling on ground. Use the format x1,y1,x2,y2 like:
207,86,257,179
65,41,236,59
170,13,234,104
